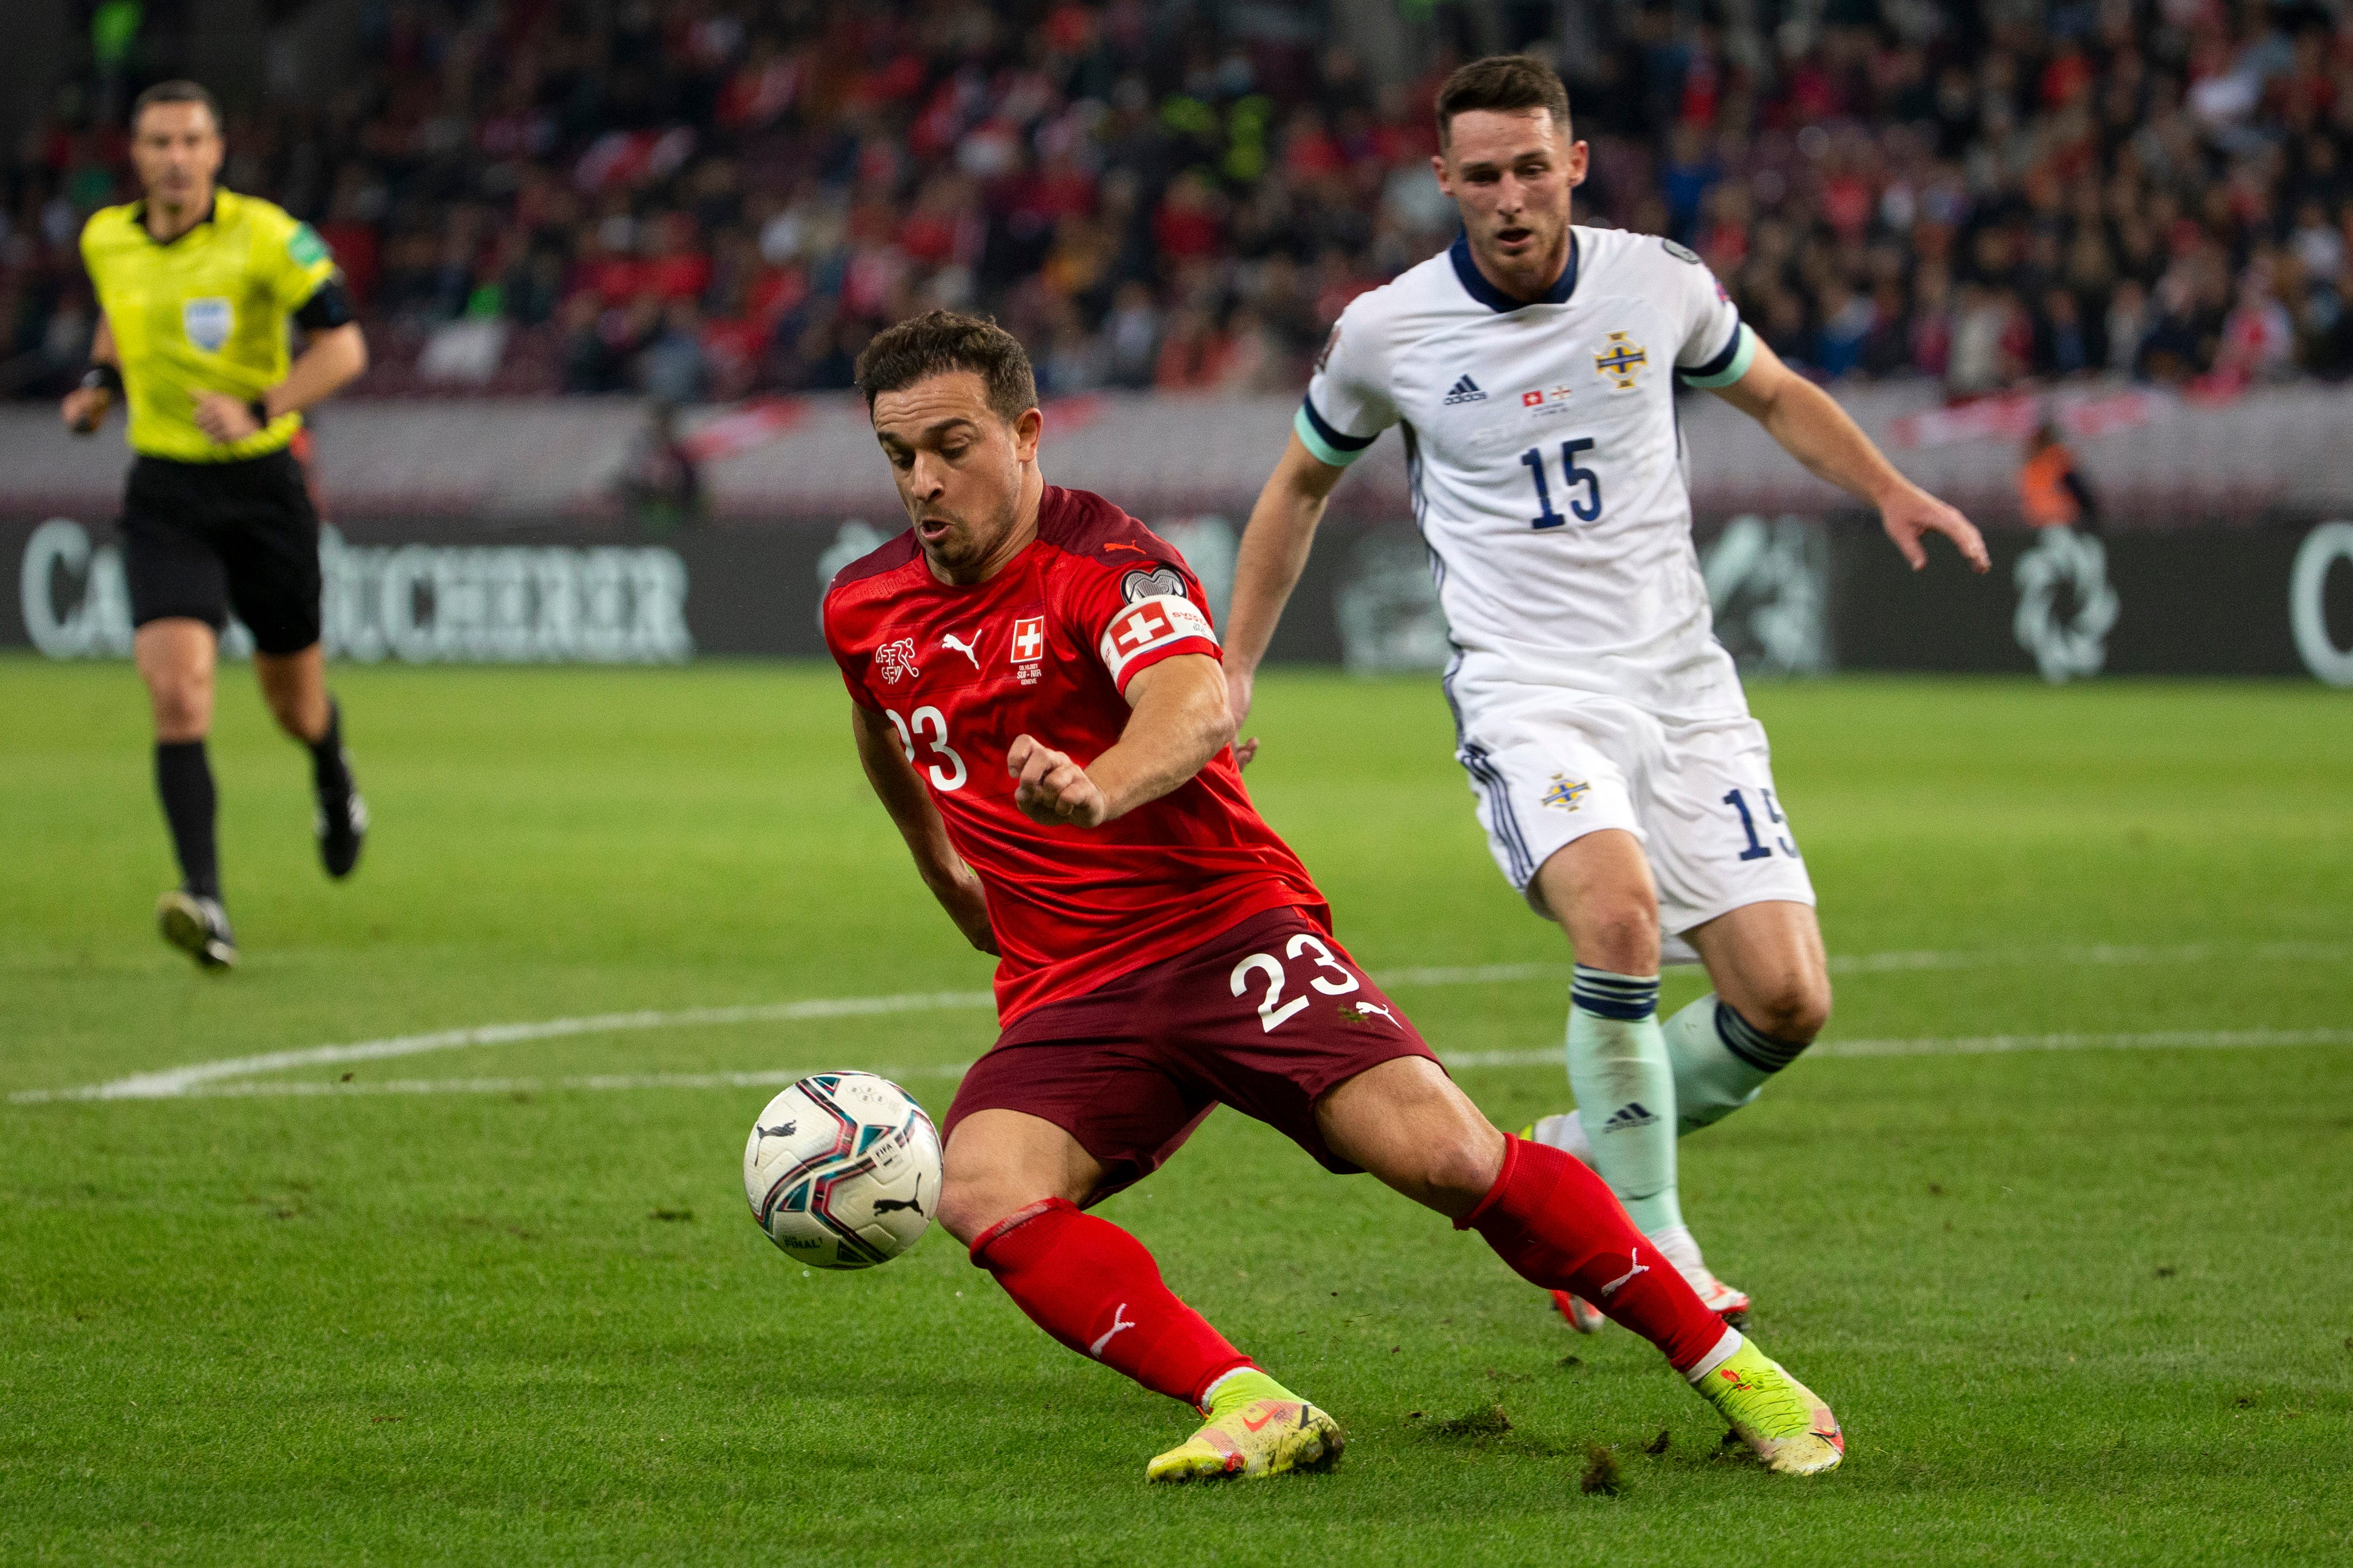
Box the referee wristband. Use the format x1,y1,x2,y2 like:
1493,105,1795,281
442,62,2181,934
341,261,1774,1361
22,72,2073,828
248,398,273,427
81,364,124,397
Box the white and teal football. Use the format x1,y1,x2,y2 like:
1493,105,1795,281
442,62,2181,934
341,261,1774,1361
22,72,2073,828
743,1072,941,1269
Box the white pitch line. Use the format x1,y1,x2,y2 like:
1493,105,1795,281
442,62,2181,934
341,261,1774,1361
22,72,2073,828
23,1028,2351,1103
8,992,993,1105
1811,1026,2353,1059
9,940,2345,1106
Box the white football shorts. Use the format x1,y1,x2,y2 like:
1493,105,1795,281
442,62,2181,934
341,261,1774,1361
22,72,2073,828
1451,683,1816,963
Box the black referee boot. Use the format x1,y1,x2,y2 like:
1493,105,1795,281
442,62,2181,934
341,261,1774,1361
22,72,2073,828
157,889,238,970
309,700,368,879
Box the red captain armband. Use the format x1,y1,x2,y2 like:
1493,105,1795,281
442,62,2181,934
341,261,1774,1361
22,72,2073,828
1097,594,1219,688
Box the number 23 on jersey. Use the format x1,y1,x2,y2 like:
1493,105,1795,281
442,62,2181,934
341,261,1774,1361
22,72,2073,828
885,705,966,791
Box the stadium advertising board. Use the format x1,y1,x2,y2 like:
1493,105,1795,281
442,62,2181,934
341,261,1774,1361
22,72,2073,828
5,512,2350,684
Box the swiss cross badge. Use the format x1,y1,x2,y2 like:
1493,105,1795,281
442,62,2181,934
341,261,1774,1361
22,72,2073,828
1010,616,1045,684
1010,617,1045,663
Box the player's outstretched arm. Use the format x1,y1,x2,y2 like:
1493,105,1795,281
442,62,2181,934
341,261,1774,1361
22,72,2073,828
1224,434,1349,763
1009,653,1233,829
1711,337,1990,574
849,703,997,954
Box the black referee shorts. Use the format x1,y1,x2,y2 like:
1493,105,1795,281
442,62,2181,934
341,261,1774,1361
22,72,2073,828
121,448,323,656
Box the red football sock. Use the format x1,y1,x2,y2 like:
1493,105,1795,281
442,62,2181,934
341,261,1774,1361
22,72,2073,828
1458,1136,1730,1373
970,1198,1251,1409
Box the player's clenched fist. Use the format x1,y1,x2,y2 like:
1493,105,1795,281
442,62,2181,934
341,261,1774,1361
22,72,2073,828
1008,734,1109,828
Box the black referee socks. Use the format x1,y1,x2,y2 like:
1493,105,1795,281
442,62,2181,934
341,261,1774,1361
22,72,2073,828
308,698,352,798
154,740,220,903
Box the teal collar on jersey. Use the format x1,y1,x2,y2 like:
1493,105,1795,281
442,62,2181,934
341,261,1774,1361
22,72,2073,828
1450,228,1578,311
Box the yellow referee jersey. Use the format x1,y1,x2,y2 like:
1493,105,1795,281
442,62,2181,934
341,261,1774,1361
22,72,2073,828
79,188,339,463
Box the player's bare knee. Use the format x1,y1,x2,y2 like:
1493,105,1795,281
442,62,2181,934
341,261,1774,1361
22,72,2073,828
933,1167,1040,1248
1749,975,1831,1044
1570,896,1660,975
1420,1124,1506,1210
148,679,212,739
935,1159,1064,1247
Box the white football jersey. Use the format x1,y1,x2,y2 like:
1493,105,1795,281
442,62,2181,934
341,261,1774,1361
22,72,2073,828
1298,226,1758,719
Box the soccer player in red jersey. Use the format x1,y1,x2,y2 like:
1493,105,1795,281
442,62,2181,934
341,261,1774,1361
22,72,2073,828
821,311,1846,1481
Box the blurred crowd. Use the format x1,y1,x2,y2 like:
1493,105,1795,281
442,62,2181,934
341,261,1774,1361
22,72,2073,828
6,0,2353,404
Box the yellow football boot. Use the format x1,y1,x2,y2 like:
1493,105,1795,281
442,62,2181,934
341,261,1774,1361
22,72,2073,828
1145,1371,1345,1483
1692,1338,1845,1476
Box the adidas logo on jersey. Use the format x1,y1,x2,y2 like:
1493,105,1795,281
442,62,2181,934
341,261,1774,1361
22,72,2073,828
1602,1102,1661,1131
1442,375,1487,405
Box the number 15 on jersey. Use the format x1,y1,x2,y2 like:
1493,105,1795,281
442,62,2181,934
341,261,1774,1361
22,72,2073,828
1520,439,1602,530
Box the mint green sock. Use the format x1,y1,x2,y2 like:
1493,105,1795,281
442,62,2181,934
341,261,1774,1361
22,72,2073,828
1663,994,1810,1135
1566,965,1683,1235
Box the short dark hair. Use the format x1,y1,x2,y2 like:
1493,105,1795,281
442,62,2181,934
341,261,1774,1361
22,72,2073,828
1434,55,1573,147
855,310,1038,426
131,79,222,132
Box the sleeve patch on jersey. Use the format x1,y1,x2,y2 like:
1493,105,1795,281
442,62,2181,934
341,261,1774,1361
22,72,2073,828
1661,238,1702,265
1678,322,1755,388
1120,565,1187,604
288,223,331,267
1098,595,1217,683
1295,398,1375,468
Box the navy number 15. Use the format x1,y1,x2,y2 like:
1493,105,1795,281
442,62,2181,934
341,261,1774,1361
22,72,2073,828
1520,439,1602,529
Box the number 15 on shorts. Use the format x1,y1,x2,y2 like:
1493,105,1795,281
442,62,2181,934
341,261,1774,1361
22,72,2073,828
1724,787,1800,860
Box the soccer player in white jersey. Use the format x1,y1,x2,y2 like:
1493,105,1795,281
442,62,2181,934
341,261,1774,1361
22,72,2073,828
1221,56,1989,1326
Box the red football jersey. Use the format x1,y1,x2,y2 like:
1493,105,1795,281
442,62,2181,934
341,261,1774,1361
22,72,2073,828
823,485,1331,1024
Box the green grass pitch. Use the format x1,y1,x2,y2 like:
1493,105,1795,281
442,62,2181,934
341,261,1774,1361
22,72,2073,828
2,656,2348,1565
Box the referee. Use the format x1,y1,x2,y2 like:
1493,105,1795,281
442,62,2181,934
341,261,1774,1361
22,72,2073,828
61,81,370,969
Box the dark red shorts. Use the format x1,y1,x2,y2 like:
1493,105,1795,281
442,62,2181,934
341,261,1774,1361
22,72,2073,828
943,906,1442,1198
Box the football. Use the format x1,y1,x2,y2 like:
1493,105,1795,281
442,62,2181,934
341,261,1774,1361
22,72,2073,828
742,1072,942,1270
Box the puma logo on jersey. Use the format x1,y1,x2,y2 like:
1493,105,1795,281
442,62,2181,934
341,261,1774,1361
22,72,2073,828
941,631,981,668
1090,1303,1137,1358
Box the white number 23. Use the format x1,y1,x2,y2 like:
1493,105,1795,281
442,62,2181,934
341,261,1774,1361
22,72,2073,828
885,705,966,791
1228,933,1360,1032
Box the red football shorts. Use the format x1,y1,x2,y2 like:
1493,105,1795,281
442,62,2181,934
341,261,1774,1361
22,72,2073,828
943,906,1443,1198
